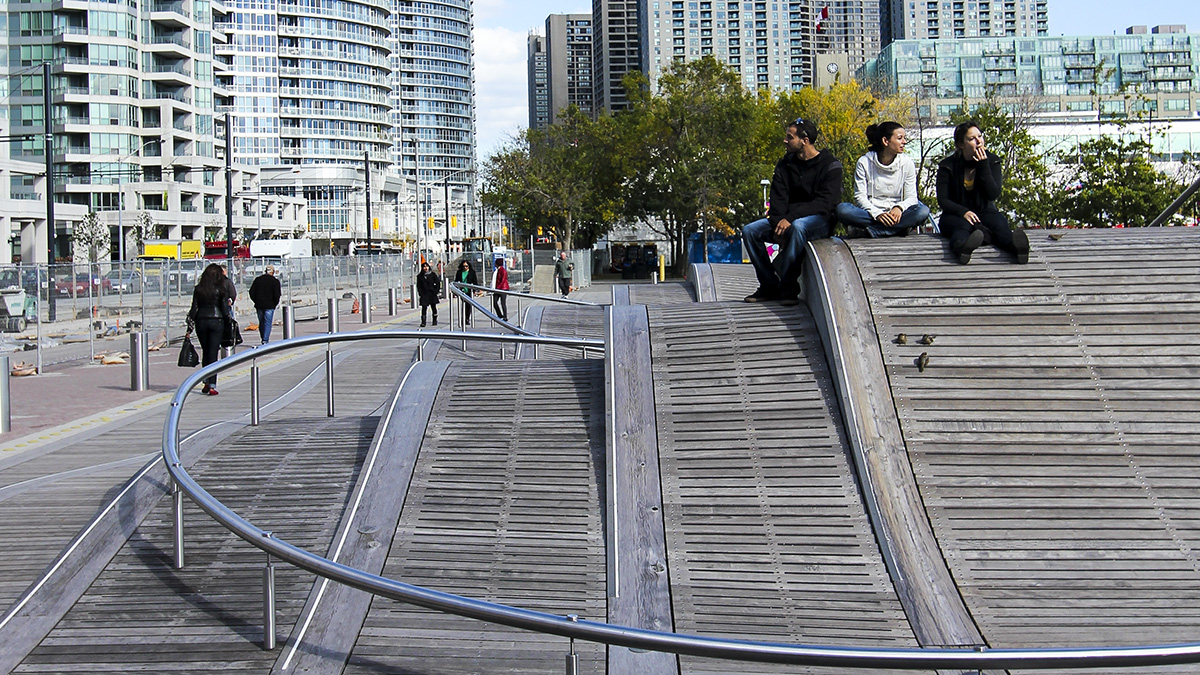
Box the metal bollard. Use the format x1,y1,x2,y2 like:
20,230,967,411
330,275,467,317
130,332,149,391
250,361,260,426
0,355,9,433
388,288,397,316
409,284,417,309
282,305,295,340
651,270,659,285
327,297,339,334
361,291,371,324
262,544,277,650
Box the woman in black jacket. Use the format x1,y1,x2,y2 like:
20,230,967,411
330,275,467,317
936,120,1029,264
186,263,232,395
416,262,440,327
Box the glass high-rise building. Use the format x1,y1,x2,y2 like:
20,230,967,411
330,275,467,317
528,33,550,130
391,0,474,186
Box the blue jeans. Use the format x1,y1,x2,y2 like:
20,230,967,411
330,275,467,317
741,214,832,296
836,202,930,237
256,308,275,344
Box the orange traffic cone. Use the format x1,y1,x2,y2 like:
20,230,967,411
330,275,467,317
351,297,361,314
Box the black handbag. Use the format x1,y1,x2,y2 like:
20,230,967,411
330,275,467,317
178,335,199,367
222,317,244,348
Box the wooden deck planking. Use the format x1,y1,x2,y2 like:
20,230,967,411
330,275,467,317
10,414,378,674
345,360,608,675
848,229,1200,664
707,263,759,303
647,302,922,675
629,281,696,305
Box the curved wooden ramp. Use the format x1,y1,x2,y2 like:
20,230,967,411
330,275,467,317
842,229,1200,659
647,302,923,674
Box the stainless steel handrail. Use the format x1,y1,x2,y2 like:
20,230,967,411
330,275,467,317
161,331,1200,670
453,282,600,307
1149,174,1200,227
446,283,535,336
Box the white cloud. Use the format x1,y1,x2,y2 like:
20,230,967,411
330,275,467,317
474,26,529,161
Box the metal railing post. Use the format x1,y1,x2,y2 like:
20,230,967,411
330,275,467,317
282,305,295,340
173,476,185,569
327,297,339,334
361,291,371,324
262,543,277,650
326,344,335,417
388,288,397,316
0,355,10,433
130,332,149,391
565,615,579,675
416,339,424,361
250,360,260,426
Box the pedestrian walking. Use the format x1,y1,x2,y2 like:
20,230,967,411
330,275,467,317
248,265,281,344
417,261,440,327
491,258,510,322
454,260,479,325
553,251,573,297
186,263,233,396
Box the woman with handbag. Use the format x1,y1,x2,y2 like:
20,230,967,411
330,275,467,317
186,263,232,396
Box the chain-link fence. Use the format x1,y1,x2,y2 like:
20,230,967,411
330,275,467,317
0,255,414,371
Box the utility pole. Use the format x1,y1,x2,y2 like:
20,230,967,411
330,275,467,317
443,179,450,261
364,151,372,254
225,112,233,260
44,62,56,321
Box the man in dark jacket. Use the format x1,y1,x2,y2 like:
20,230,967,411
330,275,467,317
248,265,282,344
741,117,843,306
416,262,440,327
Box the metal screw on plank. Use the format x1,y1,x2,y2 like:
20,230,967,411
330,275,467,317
565,614,579,675
262,536,277,650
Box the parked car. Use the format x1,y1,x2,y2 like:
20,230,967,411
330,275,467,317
56,272,112,297
104,269,142,293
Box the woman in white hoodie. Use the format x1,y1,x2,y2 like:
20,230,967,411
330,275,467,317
836,122,930,238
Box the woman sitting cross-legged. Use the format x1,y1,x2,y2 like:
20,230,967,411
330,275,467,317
836,121,930,239
935,119,1029,264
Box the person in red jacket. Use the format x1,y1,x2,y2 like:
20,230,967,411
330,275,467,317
491,258,510,322
741,117,843,306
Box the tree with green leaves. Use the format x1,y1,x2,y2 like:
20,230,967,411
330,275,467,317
1061,130,1180,227
480,106,617,250
615,57,776,272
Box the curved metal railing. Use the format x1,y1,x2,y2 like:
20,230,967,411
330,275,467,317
161,330,1200,671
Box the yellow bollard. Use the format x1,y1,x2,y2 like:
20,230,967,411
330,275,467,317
658,254,666,281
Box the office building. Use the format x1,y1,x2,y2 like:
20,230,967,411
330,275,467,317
593,0,644,112
639,1,878,94
528,33,551,130
882,0,1048,46
862,28,1199,120
545,14,595,123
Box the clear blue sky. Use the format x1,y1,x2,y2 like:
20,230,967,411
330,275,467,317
474,1,1200,159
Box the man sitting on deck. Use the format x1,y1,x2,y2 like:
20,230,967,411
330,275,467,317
741,117,843,306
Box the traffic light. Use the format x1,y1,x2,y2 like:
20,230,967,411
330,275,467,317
427,217,435,229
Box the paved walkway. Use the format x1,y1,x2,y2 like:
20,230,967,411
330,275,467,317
0,299,426,456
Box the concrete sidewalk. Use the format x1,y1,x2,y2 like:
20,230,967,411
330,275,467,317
0,300,424,456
